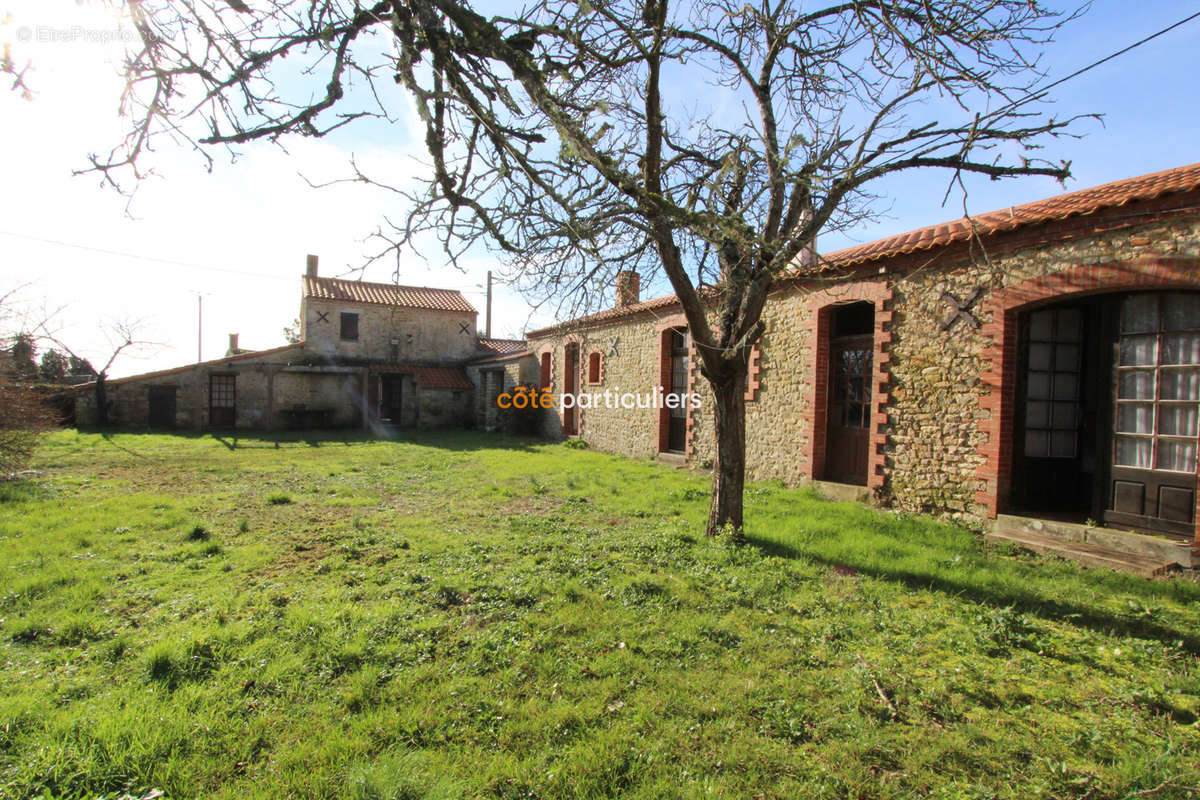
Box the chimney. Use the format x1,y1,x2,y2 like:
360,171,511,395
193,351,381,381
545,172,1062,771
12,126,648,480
226,333,240,356
615,270,640,307
306,254,319,278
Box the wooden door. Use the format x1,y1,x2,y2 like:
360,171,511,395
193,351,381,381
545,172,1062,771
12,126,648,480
147,386,176,428
1106,292,1200,537
667,329,689,453
825,335,873,485
563,343,579,435
380,375,404,424
209,375,236,428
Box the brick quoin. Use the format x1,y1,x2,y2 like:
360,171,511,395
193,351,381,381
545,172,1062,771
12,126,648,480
803,281,894,492
973,257,1200,547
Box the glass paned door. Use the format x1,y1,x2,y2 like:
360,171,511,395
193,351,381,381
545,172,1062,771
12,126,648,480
1107,293,1200,535
1023,307,1083,459
209,374,236,428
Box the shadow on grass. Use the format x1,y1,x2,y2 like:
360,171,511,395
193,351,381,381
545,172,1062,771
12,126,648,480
747,533,1200,655
76,426,547,454
99,431,149,458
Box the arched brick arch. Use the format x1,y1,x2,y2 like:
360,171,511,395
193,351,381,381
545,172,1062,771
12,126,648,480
561,333,584,434
973,256,1200,524
802,281,893,490
536,344,555,391
653,315,697,455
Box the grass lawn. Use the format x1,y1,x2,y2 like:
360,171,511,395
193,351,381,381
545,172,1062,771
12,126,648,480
1,430,1199,800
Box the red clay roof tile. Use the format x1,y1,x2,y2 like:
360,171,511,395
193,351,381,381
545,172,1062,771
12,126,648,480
823,162,1200,266
527,163,1200,337
304,276,477,314
476,337,527,356
411,366,474,390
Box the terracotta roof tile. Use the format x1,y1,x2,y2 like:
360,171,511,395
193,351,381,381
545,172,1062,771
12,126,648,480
527,163,1200,337
526,293,685,338
411,366,474,390
470,349,531,364
304,276,477,314
477,337,527,356
823,162,1200,266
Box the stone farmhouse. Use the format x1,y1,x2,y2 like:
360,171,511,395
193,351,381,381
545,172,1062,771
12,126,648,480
516,163,1200,570
77,163,1200,570
75,256,525,432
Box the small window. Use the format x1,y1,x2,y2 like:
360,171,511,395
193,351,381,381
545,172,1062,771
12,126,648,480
587,351,602,384
539,352,552,389
340,312,359,341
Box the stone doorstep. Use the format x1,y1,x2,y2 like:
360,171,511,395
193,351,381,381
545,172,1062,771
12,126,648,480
984,530,1180,579
810,480,872,504
655,452,687,468
993,514,1195,568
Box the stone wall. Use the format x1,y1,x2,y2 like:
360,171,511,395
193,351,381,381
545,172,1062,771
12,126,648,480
74,348,364,430
419,387,473,429
302,298,479,363
527,211,1200,527
528,314,683,458
886,214,1200,521
467,357,535,431
274,368,365,428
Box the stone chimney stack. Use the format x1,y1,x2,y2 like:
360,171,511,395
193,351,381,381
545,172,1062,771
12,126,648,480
615,270,640,307
226,333,240,356
306,254,319,278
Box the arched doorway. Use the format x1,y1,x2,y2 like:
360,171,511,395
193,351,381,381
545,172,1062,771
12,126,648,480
1010,290,1200,537
823,302,875,485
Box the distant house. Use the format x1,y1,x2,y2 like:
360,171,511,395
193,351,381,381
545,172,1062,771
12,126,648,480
74,257,524,432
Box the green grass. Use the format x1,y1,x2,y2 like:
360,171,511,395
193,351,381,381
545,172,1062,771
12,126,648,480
1,429,1198,800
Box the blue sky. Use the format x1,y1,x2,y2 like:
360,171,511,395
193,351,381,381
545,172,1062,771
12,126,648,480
0,1,1196,376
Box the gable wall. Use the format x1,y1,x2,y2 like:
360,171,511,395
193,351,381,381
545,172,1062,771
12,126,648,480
302,298,478,362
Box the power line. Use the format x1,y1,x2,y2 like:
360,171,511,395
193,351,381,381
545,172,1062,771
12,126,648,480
0,228,492,295
1024,9,1200,109
881,8,1200,168
0,229,294,282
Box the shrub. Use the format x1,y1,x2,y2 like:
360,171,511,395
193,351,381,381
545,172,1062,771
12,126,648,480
186,525,210,541
0,375,58,478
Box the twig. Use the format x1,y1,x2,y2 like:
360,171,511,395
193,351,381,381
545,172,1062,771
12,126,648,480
855,654,899,721
1131,776,1198,798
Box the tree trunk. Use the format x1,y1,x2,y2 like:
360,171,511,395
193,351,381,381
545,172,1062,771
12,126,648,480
95,374,108,428
705,372,746,537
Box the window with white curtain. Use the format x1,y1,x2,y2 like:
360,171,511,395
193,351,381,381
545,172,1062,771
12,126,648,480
1115,293,1200,473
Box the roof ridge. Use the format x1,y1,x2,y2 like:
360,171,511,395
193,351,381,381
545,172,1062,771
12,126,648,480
823,161,1200,266
526,162,1200,337
307,275,467,295
72,342,305,390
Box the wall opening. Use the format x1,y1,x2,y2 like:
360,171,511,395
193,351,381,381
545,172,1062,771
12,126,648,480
820,301,875,485
659,327,689,453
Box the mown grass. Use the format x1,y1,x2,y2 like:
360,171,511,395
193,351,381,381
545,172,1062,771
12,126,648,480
1,429,1198,800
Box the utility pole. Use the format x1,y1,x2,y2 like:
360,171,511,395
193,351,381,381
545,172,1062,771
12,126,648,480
197,294,203,362
485,270,492,338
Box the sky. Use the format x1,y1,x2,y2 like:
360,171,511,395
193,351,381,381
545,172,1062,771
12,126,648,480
0,1,1197,378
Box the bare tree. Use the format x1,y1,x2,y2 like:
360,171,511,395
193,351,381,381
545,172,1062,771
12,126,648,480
32,317,159,427
1,39,34,100
92,0,1089,534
